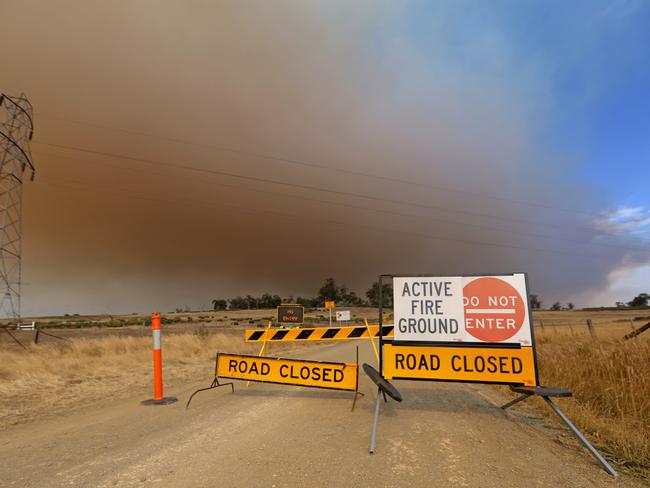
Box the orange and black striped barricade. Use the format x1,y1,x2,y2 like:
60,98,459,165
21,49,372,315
245,324,394,343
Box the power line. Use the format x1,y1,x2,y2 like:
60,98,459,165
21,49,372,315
36,112,600,218
34,150,650,253
33,140,605,235
38,175,648,261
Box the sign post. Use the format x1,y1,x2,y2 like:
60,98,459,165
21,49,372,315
325,300,335,327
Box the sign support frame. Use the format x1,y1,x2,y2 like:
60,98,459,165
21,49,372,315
369,273,617,477
187,347,364,411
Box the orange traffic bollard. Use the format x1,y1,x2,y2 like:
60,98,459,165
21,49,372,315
141,311,177,406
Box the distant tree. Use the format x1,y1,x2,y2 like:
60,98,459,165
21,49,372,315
258,294,282,308
550,302,562,311
296,296,319,307
212,299,227,311
615,301,627,308
567,302,575,310
366,281,393,308
529,295,542,310
258,293,273,309
244,295,258,309
318,278,341,302
627,293,650,308
229,296,248,310
341,289,365,306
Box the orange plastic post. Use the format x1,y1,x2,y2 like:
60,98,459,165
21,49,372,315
152,311,163,401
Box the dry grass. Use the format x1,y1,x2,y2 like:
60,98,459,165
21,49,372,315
534,337,650,477
0,332,260,428
2,309,648,478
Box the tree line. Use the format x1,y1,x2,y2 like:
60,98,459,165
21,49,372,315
530,293,649,310
213,283,650,312
212,278,393,311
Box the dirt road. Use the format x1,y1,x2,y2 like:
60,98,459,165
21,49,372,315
0,342,641,487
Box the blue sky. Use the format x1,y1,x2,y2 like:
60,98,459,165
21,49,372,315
392,0,650,234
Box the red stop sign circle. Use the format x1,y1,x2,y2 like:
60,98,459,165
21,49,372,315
463,277,525,342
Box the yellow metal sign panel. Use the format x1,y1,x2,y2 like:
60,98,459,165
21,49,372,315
216,353,358,391
245,325,394,342
325,301,336,309
382,343,537,386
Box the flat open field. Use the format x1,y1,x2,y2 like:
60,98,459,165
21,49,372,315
0,308,648,486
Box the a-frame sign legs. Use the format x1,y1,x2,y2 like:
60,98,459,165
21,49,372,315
502,391,618,477
369,386,382,454
542,397,618,477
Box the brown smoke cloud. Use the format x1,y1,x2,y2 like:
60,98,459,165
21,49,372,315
0,1,647,315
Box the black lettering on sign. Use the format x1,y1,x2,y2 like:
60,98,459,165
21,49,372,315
487,356,498,373
450,354,523,374
396,353,405,369
398,317,460,334
312,367,321,381
280,364,288,377
499,356,508,373
300,366,310,380
451,355,461,371
322,368,331,382
228,359,237,372
419,354,440,371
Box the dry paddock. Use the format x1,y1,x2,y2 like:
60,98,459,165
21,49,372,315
0,308,648,478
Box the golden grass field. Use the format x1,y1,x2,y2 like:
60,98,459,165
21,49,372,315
1,308,648,477
529,310,650,478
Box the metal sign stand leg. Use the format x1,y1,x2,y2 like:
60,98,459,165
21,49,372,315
369,386,382,453
502,390,618,477
186,377,234,409
351,346,364,411
542,397,618,477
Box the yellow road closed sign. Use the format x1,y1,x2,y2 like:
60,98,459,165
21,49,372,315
382,343,537,386
216,353,358,391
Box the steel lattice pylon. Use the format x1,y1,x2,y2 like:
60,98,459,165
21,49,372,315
0,93,35,324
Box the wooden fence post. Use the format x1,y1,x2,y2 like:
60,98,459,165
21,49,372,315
586,319,597,339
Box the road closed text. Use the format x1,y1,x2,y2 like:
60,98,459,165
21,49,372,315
382,344,537,386
216,353,357,391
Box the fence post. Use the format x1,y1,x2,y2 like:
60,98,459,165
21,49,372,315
586,319,597,339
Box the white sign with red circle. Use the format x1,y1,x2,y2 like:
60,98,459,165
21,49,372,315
393,273,532,345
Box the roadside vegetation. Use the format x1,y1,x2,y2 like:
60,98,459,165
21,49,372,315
535,336,649,477
1,304,648,478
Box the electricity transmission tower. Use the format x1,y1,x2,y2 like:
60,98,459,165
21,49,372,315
0,93,35,324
